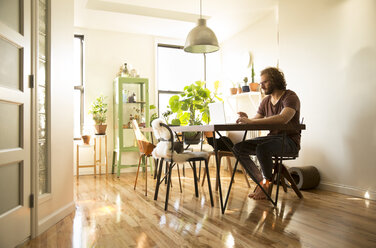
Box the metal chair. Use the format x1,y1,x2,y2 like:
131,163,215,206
152,121,214,211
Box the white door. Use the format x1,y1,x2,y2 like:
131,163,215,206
0,0,31,247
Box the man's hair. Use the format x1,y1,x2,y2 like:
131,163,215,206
260,67,286,90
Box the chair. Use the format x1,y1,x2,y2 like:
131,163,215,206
266,155,303,198
202,151,251,189
201,131,251,189
132,120,156,196
151,119,214,211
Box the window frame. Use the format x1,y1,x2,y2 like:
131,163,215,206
73,34,85,140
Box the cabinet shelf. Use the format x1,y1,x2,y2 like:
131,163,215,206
122,101,146,104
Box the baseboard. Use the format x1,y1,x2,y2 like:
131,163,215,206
37,201,75,235
319,182,376,200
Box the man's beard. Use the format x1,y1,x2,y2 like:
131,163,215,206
263,83,275,95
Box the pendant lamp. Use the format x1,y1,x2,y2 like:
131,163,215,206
184,0,219,53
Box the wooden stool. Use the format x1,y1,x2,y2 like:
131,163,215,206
76,142,96,177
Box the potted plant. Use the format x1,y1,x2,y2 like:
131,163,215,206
169,81,221,144
230,82,237,95
89,94,108,135
248,52,259,91
242,77,250,92
237,83,243,94
149,104,158,126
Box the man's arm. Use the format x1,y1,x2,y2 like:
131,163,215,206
237,107,296,124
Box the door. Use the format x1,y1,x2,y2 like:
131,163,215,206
0,0,31,247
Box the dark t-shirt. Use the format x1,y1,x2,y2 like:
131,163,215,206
257,90,301,148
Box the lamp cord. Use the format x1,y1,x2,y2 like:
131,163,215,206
200,0,202,19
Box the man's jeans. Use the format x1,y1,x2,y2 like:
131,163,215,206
233,135,299,182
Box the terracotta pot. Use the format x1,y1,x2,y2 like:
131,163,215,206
204,131,213,138
249,82,259,91
82,135,91,145
95,124,107,135
230,88,237,95
237,87,242,94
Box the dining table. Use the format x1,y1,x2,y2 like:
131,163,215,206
143,123,306,214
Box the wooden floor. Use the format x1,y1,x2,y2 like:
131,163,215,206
22,168,376,248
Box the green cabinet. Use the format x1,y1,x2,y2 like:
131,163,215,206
113,77,150,177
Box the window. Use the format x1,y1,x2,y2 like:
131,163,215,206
38,0,50,195
156,44,221,117
157,44,203,116
73,35,84,139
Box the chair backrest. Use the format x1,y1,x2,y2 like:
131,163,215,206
132,120,155,155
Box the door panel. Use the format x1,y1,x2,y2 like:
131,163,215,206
0,162,22,215
0,0,31,247
0,0,20,33
0,38,21,90
0,101,21,149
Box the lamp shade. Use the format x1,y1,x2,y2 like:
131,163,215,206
184,19,219,53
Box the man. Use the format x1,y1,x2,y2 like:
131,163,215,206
234,67,301,200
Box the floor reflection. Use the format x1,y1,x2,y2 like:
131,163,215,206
245,199,302,247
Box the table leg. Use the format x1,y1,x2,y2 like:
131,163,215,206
213,131,224,214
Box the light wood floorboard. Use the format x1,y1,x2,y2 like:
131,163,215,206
22,168,376,247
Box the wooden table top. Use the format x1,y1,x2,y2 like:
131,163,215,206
142,123,306,132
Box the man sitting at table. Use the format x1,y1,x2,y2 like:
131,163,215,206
234,67,301,200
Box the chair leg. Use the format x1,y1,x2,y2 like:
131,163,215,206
154,158,164,201
177,164,182,193
116,150,121,178
192,161,199,198
165,162,173,211
111,151,116,174
154,158,158,179
280,173,288,193
134,155,143,190
165,161,168,184
205,159,214,207
198,161,202,182
145,155,148,196
226,156,235,183
282,165,303,198
201,168,207,186
215,155,223,192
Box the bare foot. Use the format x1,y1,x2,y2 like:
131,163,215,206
249,180,270,200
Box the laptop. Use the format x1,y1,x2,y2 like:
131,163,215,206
208,102,244,144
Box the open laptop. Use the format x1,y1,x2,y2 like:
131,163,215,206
208,102,244,144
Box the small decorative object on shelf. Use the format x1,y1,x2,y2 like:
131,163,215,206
122,63,130,77
248,51,259,92
242,77,250,92
81,135,91,145
230,82,237,95
237,83,242,94
128,92,136,103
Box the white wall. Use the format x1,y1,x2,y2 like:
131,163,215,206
222,0,376,199
73,28,156,174
37,0,75,235
221,10,278,87
279,0,376,199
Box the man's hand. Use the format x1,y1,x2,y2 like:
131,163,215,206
236,112,250,124
237,112,248,118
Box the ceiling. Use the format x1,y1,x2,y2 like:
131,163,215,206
74,0,278,43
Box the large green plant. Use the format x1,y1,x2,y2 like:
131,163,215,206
89,95,108,125
169,81,221,126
